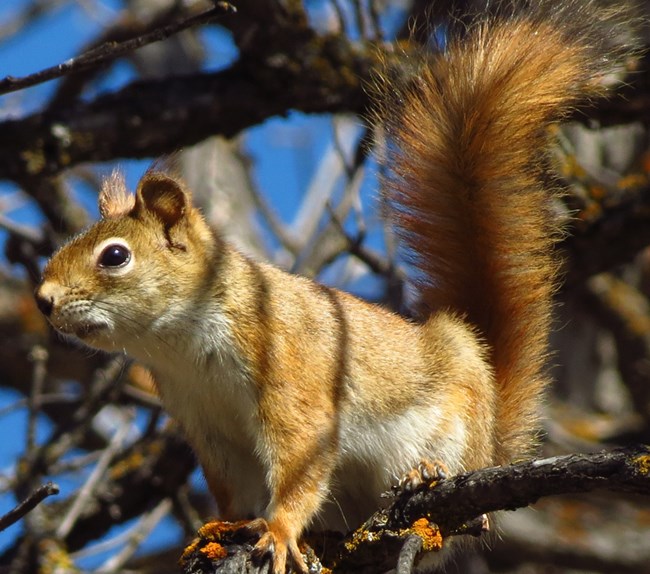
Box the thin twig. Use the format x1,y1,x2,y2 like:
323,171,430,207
0,1,236,96
49,450,103,476
32,355,127,471
69,512,151,561
291,140,365,275
173,485,204,534
331,120,368,237
121,383,162,408
396,535,422,574
291,118,362,250
0,392,78,418
0,482,59,532
367,0,384,40
352,0,368,39
96,497,173,573
26,346,48,454
326,199,403,279
247,182,300,256
329,0,347,33
56,409,134,539
0,213,44,246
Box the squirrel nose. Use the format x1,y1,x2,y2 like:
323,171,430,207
34,287,54,317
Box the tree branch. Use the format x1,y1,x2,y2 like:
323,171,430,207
0,2,236,96
0,36,378,182
1,20,645,186
0,482,59,532
562,184,650,288
180,446,650,574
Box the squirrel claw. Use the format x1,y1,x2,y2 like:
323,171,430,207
243,518,307,574
250,530,275,563
480,513,490,533
400,460,449,491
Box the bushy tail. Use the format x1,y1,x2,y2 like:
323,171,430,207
377,0,639,463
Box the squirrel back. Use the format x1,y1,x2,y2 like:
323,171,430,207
377,0,639,463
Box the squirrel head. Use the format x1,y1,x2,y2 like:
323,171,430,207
34,169,218,353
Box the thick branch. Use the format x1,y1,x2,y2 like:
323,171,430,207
0,36,377,182
0,27,645,185
180,446,650,574
384,446,650,532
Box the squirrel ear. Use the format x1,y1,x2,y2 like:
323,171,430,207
135,172,190,228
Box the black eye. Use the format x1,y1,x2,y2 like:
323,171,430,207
98,244,131,267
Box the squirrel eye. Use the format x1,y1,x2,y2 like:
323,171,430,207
98,243,131,268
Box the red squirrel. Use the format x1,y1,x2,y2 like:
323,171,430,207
35,1,638,572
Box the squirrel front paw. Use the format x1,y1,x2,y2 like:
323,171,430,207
243,518,308,574
399,460,449,491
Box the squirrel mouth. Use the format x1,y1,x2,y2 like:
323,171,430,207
49,316,108,339
73,322,108,339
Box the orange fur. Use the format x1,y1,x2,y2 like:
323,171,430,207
34,2,638,572
98,170,134,219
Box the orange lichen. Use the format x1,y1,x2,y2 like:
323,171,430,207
181,521,250,564
20,148,46,175
38,539,77,574
588,184,606,199
559,152,587,179
110,439,164,479
633,454,650,475
181,538,201,562
343,526,375,552
109,451,145,479
198,519,248,540
409,518,443,552
617,173,648,190
576,202,601,222
200,542,228,561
